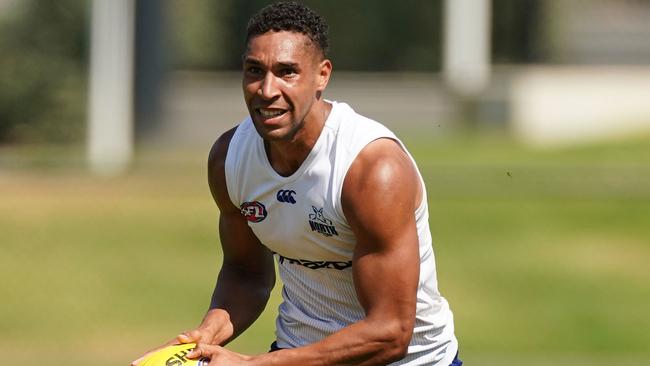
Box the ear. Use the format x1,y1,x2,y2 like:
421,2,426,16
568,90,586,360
316,59,332,91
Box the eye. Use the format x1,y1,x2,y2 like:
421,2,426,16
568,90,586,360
246,66,263,75
280,68,298,78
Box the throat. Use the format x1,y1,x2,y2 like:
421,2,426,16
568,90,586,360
262,101,332,177
264,140,311,177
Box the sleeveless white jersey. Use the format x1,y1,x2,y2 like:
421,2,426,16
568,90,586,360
224,101,458,365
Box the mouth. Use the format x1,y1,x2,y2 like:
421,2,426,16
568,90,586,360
256,107,288,121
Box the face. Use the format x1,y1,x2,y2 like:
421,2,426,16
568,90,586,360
242,31,331,142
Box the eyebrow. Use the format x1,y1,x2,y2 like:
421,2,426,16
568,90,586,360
243,57,300,69
243,57,262,65
277,62,299,69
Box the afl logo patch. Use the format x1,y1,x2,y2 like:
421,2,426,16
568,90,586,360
240,201,267,222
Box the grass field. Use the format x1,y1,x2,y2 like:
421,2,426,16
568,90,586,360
1,134,649,365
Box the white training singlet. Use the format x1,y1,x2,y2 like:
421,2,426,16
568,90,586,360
224,101,458,365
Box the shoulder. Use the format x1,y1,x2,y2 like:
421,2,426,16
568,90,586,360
343,138,416,193
334,105,398,163
208,126,238,180
341,138,420,223
208,126,239,212
207,116,256,165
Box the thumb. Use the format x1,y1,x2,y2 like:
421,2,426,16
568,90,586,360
185,344,200,359
177,329,201,343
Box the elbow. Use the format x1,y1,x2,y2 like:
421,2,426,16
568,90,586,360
258,276,275,300
388,333,411,362
378,320,413,362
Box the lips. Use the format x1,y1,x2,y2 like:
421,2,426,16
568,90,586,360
255,108,287,119
258,108,286,118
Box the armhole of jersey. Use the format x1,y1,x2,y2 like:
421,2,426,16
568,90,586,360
334,135,399,224
224,125,242,209
334,136,427,223
389,137,428,214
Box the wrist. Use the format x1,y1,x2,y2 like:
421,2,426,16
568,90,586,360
203,308,231,323
245,352,277,366
199,308,233,335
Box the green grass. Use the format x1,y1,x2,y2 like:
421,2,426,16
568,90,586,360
1,134,649,365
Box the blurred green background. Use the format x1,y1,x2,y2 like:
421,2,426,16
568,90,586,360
2,136,649,365
1,0,649,365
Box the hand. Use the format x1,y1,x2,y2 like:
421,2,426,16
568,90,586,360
130,309,234,366
187,343,253,366
178,308,235,345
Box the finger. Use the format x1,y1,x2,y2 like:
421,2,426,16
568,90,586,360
177,329,201,343
186,343,203,359
186,343,219,360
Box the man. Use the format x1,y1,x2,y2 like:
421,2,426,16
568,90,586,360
133,2,460,365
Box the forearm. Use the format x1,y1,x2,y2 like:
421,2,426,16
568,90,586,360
251,317,410,366
208,262,275,342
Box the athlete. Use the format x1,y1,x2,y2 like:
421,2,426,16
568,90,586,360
133,2,460,365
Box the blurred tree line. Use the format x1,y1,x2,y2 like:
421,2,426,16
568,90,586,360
169,0,541,70
0,0,87,144
169,0,443,71
0,0,540,144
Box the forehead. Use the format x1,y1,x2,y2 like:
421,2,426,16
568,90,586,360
245,31,318,62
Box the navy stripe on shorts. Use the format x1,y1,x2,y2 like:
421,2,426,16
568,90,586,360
269,341,463,365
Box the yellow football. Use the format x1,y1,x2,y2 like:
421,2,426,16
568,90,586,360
138,343,210,366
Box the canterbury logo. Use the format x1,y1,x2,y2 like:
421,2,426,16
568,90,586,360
276,190,297,204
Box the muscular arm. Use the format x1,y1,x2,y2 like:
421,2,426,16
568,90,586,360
250,138,422,365
131,129,277,366
202,127,276,344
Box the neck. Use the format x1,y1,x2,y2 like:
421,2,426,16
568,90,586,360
265,100,332,176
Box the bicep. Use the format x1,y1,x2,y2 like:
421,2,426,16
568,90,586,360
343,139,421,321
208,128,275,275
218,210,275,275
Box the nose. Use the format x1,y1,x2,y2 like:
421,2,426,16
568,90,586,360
259,72,280,100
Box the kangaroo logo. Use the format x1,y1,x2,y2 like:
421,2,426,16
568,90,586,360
308,206,338,237
277,190,297,204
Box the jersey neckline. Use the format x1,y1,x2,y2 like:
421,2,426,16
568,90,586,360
256,100,341,182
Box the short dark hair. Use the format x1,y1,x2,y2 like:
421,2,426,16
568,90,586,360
246,1,329,58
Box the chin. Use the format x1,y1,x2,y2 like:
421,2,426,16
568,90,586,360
259,131,284,141
253,120,303,142
252,123,289,142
